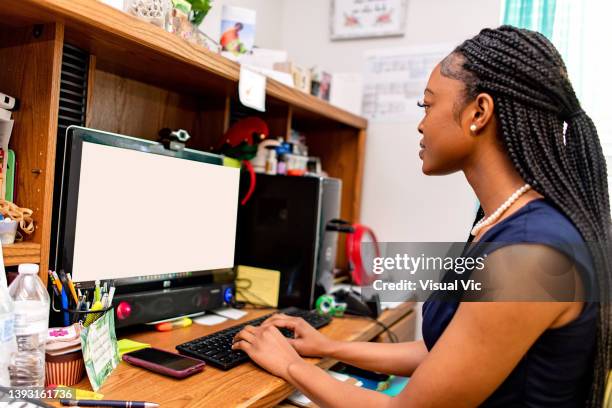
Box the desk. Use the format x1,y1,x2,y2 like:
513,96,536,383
62,303,414,408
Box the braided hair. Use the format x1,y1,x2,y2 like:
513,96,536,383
442,26,611,406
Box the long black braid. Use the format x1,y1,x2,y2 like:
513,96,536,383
443,26,611,406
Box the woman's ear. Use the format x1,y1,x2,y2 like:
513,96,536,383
467,93,495,134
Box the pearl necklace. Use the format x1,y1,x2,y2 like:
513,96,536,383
471,184,531,236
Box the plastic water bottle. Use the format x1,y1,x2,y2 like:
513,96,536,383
8,264,50,387
0,247,16,386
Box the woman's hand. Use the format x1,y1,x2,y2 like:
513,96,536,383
261,314,337,358
232,324,303,379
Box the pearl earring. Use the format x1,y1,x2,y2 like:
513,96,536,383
470,124,477,132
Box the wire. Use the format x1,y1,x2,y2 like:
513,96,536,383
234,278,275,309
342,313,399,343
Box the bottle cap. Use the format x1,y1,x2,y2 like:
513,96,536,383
18,263,39,275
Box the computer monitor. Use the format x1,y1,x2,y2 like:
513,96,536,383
52,127,240,289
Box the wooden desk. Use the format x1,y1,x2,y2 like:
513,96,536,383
64,303,414,408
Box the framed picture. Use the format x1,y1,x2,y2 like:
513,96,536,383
330,0,408,40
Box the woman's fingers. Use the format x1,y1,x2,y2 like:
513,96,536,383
232,339,252,351
262,315,300,330
233,326,257,345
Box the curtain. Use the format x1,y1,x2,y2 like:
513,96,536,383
503,0,612,209
503,0,556,39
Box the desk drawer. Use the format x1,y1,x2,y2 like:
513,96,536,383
375,309,416,343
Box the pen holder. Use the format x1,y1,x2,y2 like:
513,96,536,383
51,292,113,327
45,350,85,387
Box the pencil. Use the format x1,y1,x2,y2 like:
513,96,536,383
66,273,79,304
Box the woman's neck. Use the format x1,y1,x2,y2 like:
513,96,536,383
464,144,537,217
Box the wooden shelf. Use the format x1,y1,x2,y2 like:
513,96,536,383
3,0,368,130
2,242,42,266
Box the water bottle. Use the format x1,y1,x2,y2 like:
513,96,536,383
8,264,50,387
0,249,16,386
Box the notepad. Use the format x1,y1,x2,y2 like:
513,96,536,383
235,265,280,308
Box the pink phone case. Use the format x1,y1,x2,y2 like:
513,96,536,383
122,348,206,378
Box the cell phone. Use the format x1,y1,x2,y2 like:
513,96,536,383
122,347,205,378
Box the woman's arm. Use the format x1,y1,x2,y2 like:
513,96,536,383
261,314,428,376
327,340,428,377
234,300,572,408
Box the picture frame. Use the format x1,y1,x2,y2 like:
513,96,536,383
330,0,408,40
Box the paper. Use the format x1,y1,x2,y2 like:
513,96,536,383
235,265,280,308
239,66,266,112
81,311,119,391
330,73,364,115
0,118,14,199
212,307,248,320
193,314,228,326
117,339,150,357
363,45,453,123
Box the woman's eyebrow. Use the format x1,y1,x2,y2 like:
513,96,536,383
425,88,435,95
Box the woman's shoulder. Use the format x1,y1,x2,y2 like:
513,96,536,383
481,198,594,286
483,198,584,245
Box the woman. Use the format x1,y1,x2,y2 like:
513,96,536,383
233,26,611,407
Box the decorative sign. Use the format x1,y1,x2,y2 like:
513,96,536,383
330,0,408,40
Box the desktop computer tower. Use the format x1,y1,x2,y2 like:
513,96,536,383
235,174,341,309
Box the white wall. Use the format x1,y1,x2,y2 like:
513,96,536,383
278,0,501,243
201,0,501,338
276,0,501,339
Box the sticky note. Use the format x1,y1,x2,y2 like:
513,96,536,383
236,265,280,308
117,339,150,357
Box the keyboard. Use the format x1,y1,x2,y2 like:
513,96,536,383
176,307,331,370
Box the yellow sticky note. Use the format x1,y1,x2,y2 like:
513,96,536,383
117,339,150,357
236,265,280,308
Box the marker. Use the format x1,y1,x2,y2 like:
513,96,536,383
155,317,192,332
47,385,104,400
94,280,101,303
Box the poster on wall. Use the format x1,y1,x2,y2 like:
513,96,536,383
330,0,408,40
362,44,453,123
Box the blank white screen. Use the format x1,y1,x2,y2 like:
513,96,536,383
71,142,240,282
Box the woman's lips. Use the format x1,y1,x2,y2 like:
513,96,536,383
419,140,425,159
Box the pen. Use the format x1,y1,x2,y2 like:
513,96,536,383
59,399,159,408
61,289,70,326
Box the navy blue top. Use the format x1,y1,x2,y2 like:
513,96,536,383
422,199,597,407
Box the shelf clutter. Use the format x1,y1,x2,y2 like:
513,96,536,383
0,0,368,280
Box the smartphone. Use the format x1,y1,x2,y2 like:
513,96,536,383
122,347,206,378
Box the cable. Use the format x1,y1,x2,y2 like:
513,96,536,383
234,278,275,309
342,313,399,343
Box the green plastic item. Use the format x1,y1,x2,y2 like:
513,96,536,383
5,149,15,202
